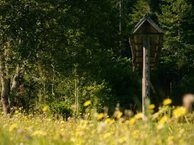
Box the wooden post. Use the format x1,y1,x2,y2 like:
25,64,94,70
130,17,163,119
142,36,150,118
74,64,79,117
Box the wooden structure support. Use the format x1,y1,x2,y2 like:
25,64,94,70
142,37,150,117
129,16,163,118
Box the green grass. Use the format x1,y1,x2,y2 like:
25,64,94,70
0,102,194,145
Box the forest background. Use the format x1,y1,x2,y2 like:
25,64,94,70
0,0,194,117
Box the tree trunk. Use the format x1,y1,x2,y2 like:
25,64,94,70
10,65,23,107
1,77,10,114
0,52,11,114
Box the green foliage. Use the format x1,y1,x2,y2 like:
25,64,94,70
159,0,193,60
49,101,73,119
129,0,151,23
80,82,112,113
47,76,114,115
103,57,141,111
157,0,194,102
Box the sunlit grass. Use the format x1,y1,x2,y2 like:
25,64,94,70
0,99,194,145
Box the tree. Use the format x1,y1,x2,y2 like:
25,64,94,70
0,0,140,115
158,0,194,101
0,0,72,113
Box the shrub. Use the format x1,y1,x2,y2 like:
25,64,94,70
49,101,73,119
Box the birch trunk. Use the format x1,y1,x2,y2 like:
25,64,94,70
1,77,10,114
0,55,10,114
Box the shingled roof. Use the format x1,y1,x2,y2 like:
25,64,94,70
132,16,163,34
130,16,163,70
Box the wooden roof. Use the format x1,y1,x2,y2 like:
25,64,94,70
130,16,163,70
133,16,163,34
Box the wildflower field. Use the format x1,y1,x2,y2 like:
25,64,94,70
0,99,194,145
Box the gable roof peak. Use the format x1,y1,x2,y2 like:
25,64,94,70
133,16,163,34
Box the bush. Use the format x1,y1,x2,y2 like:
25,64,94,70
49,101,73,119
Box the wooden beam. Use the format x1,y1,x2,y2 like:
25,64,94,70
142,37,150,119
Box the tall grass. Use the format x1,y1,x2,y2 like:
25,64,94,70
0,99,194,145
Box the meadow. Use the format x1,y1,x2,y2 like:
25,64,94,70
0,99,194,145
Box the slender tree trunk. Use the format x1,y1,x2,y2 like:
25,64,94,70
1,77,10,114
0,66,22,113
10,65,23,107
0,52,11,114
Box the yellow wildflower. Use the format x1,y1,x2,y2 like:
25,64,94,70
42,105,49,112
32,130,47,136
128,118,136,125
134,113,143,120
118,136,127,144
103,132,112,139
115,111,123,119
173,107,186,118
159,116,168,125
9,123,18,132
149,104,155,110
163,98,172,105
105,118,114,124
47,118,52,122
15,110,19,114
83,100,91,107
132,130,140,139
157,116,169,130
167,136,174,145
96,113,105,120
60,120,65,125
